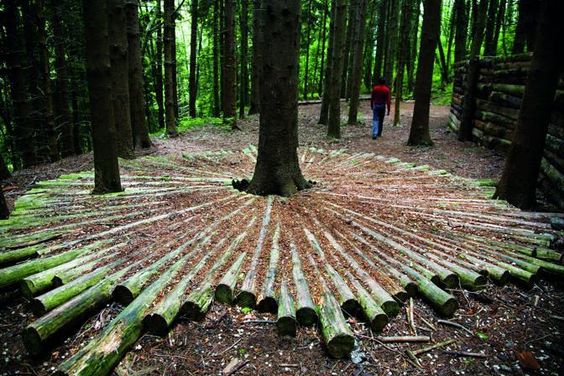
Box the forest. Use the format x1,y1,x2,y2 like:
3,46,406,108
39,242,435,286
0,0,563,375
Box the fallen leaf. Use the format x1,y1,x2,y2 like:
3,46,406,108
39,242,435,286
515,351,540,370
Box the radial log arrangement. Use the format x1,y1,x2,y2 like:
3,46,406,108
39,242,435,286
1,148,563,374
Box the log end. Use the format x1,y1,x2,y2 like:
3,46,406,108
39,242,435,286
442,274,460,289
341,299,361,317
438,297,459,318
393,290,409,303
256,296,278,314
52,276,64,287
235,291,256,309
382,300,401,318
22,326,42,356
112,285,135,305
296,307,318,327
404,283,418,297
181,302,206,321
370,312,389,332
143,314,169,337
29,298,47,317
20,280,38,299
326,333,355,359
215,284,234,304
276,316,297,337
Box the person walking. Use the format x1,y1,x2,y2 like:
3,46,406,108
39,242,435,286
370,77,391,140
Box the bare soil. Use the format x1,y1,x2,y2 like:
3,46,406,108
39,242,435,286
1,101,562,376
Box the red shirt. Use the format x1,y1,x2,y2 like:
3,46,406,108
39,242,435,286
371,85,391,113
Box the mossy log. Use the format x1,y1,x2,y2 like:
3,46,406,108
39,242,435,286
256,225,281,313
345,270,388,331
317,290,355,359
291,244,317,326
215,252,247,304
276,280,297,336
475,99,520,121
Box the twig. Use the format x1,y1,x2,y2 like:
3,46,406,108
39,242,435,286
405,350,423,368
278,364,300,367
376,336,431,343
242,319,276,324
443,350,487,358
419,316,436,331
408,298,417,335
412,339,456,356
224,360,249,376
437,319,473,335
218,339,242,355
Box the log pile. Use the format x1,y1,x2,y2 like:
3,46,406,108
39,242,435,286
0,149,563,375
449,54,564,209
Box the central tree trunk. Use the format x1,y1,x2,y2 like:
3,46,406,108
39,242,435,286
246,0,309,197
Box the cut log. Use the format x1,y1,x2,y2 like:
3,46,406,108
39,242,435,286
317,290,355,359
256,224,281,313
276,280,297,337
291,243,317,326
345,270,388,331
215,252,247,304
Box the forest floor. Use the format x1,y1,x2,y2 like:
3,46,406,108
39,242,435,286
1,101,563,376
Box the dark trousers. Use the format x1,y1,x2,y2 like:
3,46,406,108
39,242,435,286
372,104,386,137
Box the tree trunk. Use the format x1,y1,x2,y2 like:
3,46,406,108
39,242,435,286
318,0,336,125
491,0,506,56
213,0,222,116
453,0,467,62
406,0,420,93
109,0,135,159
126,0,152,149
407,0,441,146
50,0,75,157
393,0,413,126
494,0,562,209
246,0,309,197
318,0,330,96
483,0,499,55
341,0,357,98
347,0,367,124
457,0,488,141
384,0,400,85
327,0,347,139
223,0,237,129
155,0,165,129
362,0,376,91
0,155,10,181
164,0,178,136
83,0,122,193
512,0,526,54
189,0,198,117
0,188,8,220
303,0,312,100
373,0,387,82
239,0,249,118
4,2,36,168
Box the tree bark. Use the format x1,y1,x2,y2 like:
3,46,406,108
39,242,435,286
494,0,562,209
406,0,420,93
373,0,387,82
0,154,10,181
126,0,152,149
155,0,165,129
457,0,488,141
0,188,8,220
164,0,178,136
393,0,413,126
303,0,312,100
213,0,222,116
318,0,336,125
384,0,400,86
50,0,75,157
341,0,357,98
239,0,249,118
407,0,442,146
362,0,376,91
347,0,367,124
189,0,198,117
327,0,347,139
483,0,499,55
223,0,237,129
83,0,122,193
110,0,135,159
318,0,330,96
246,0,309,197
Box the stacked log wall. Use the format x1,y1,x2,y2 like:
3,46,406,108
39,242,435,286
449,54,564,209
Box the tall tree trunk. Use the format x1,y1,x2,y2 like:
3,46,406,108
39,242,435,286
50,0,75,157
4,2,36,168
490,0,506,56
483,0,499,55
213,0,222,116
155,0,165,129
222,0,237,129
0,188,9,220
407,0,441,146
318,0,329,96
246,0,309,196
362,0,376,91
126,0,152,149
36,0,59,162
327,0,347,139
384,0,399,86
83,0,122,193
110,0,135,159
239,0,249,118
453,0,468,62
164,0,178,136
373,0,387,82
248,0,262,115
347,0,367,124
0,154,10,181
341,0,357,98
303,0,312,100
393,0,413,126
189,0,198,117
494,0,562,209
406,0,420,93
71,89,82,155
437,31,449,87
318,0,336,125
457,0,488,141
512,0,526,54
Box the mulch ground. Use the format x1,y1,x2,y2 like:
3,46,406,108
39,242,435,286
1,101,562,376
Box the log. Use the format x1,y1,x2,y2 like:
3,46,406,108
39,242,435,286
276,280,297,337
345,270,388,331
215,252,247,304
291,243,317,326
402,266,458,317
475,99,520,121
317,290,355,359
256,224,281,313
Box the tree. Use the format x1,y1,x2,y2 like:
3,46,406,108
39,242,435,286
326,0,347,139
457,0,488,141
164,0,178,137
109,0,135,159
393,0,413,126
407,0,442,146
189,0,198,117
494,0,562,209
453,0,467,62
223,0,237,129
0,155,10,181
213,0,221,116
347,0,367,124
0,188,8,220
318,0,336,125
155,0,166,129
126,0,152,148
248,0,262,115
239,0,249,118
373,0,387,82
83,0,122,193
245,0,310,196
